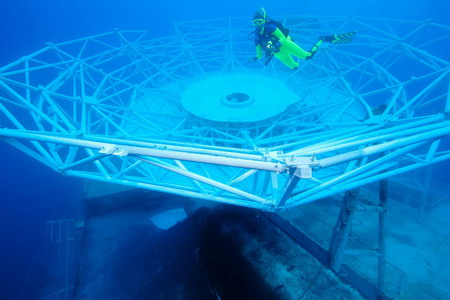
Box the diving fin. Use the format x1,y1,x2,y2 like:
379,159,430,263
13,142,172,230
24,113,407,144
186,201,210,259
320,31,357,44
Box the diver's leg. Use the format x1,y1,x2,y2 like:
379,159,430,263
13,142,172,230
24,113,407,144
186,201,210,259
281,40,311,60
305,40,323,60
274,52,298,69
282,39,323,60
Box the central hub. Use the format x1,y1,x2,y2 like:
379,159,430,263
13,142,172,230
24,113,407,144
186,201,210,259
181,74,298,123
222,92,254,107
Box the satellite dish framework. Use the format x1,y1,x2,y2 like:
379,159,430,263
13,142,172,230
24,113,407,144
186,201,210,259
0,16,449,211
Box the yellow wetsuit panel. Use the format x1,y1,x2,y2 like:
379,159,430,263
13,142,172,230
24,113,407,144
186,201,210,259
256,44,264,59
254,26,322,69
273,28,313,69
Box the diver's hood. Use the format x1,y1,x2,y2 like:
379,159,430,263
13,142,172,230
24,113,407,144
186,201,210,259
253,7,268,20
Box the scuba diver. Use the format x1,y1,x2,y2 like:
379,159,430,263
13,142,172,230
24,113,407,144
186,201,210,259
249,8,356,70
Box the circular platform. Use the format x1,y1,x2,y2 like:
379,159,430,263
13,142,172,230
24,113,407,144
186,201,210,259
181,74,299,122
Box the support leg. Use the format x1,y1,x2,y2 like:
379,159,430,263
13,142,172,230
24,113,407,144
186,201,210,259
378,179,388,297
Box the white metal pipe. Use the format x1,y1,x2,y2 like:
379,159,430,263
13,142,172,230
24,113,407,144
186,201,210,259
0,130,287,172
85,148,110,179
288,115,444,155
11,130,266,159
393,70,449,118
426,140,441,162
174,160,207,194
446,75,450,113
295,143,421,203
0,81,68,133
0,103,23,129
298,121,448,156
41,93,76,131
65,170,269,210
2,138,57,169
319,125,450,168
90,134,260,157
138,156,270,205
90,106,130,136
59,152,109,172
292,152,450,207
0,104,60,163
228,169,259,186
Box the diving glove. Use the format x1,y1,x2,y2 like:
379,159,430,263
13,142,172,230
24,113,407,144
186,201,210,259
265,41,281,53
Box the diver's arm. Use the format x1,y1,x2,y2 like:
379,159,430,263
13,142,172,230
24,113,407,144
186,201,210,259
254,44,264,60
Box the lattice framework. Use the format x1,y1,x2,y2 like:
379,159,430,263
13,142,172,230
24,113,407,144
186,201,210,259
0,16,449,210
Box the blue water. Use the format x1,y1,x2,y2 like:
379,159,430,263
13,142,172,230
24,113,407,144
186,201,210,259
0,0,449,299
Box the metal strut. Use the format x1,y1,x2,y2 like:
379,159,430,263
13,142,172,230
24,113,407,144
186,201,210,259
328,180,389,298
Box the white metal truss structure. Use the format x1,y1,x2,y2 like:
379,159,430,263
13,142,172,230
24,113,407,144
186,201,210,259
0,16,449,211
